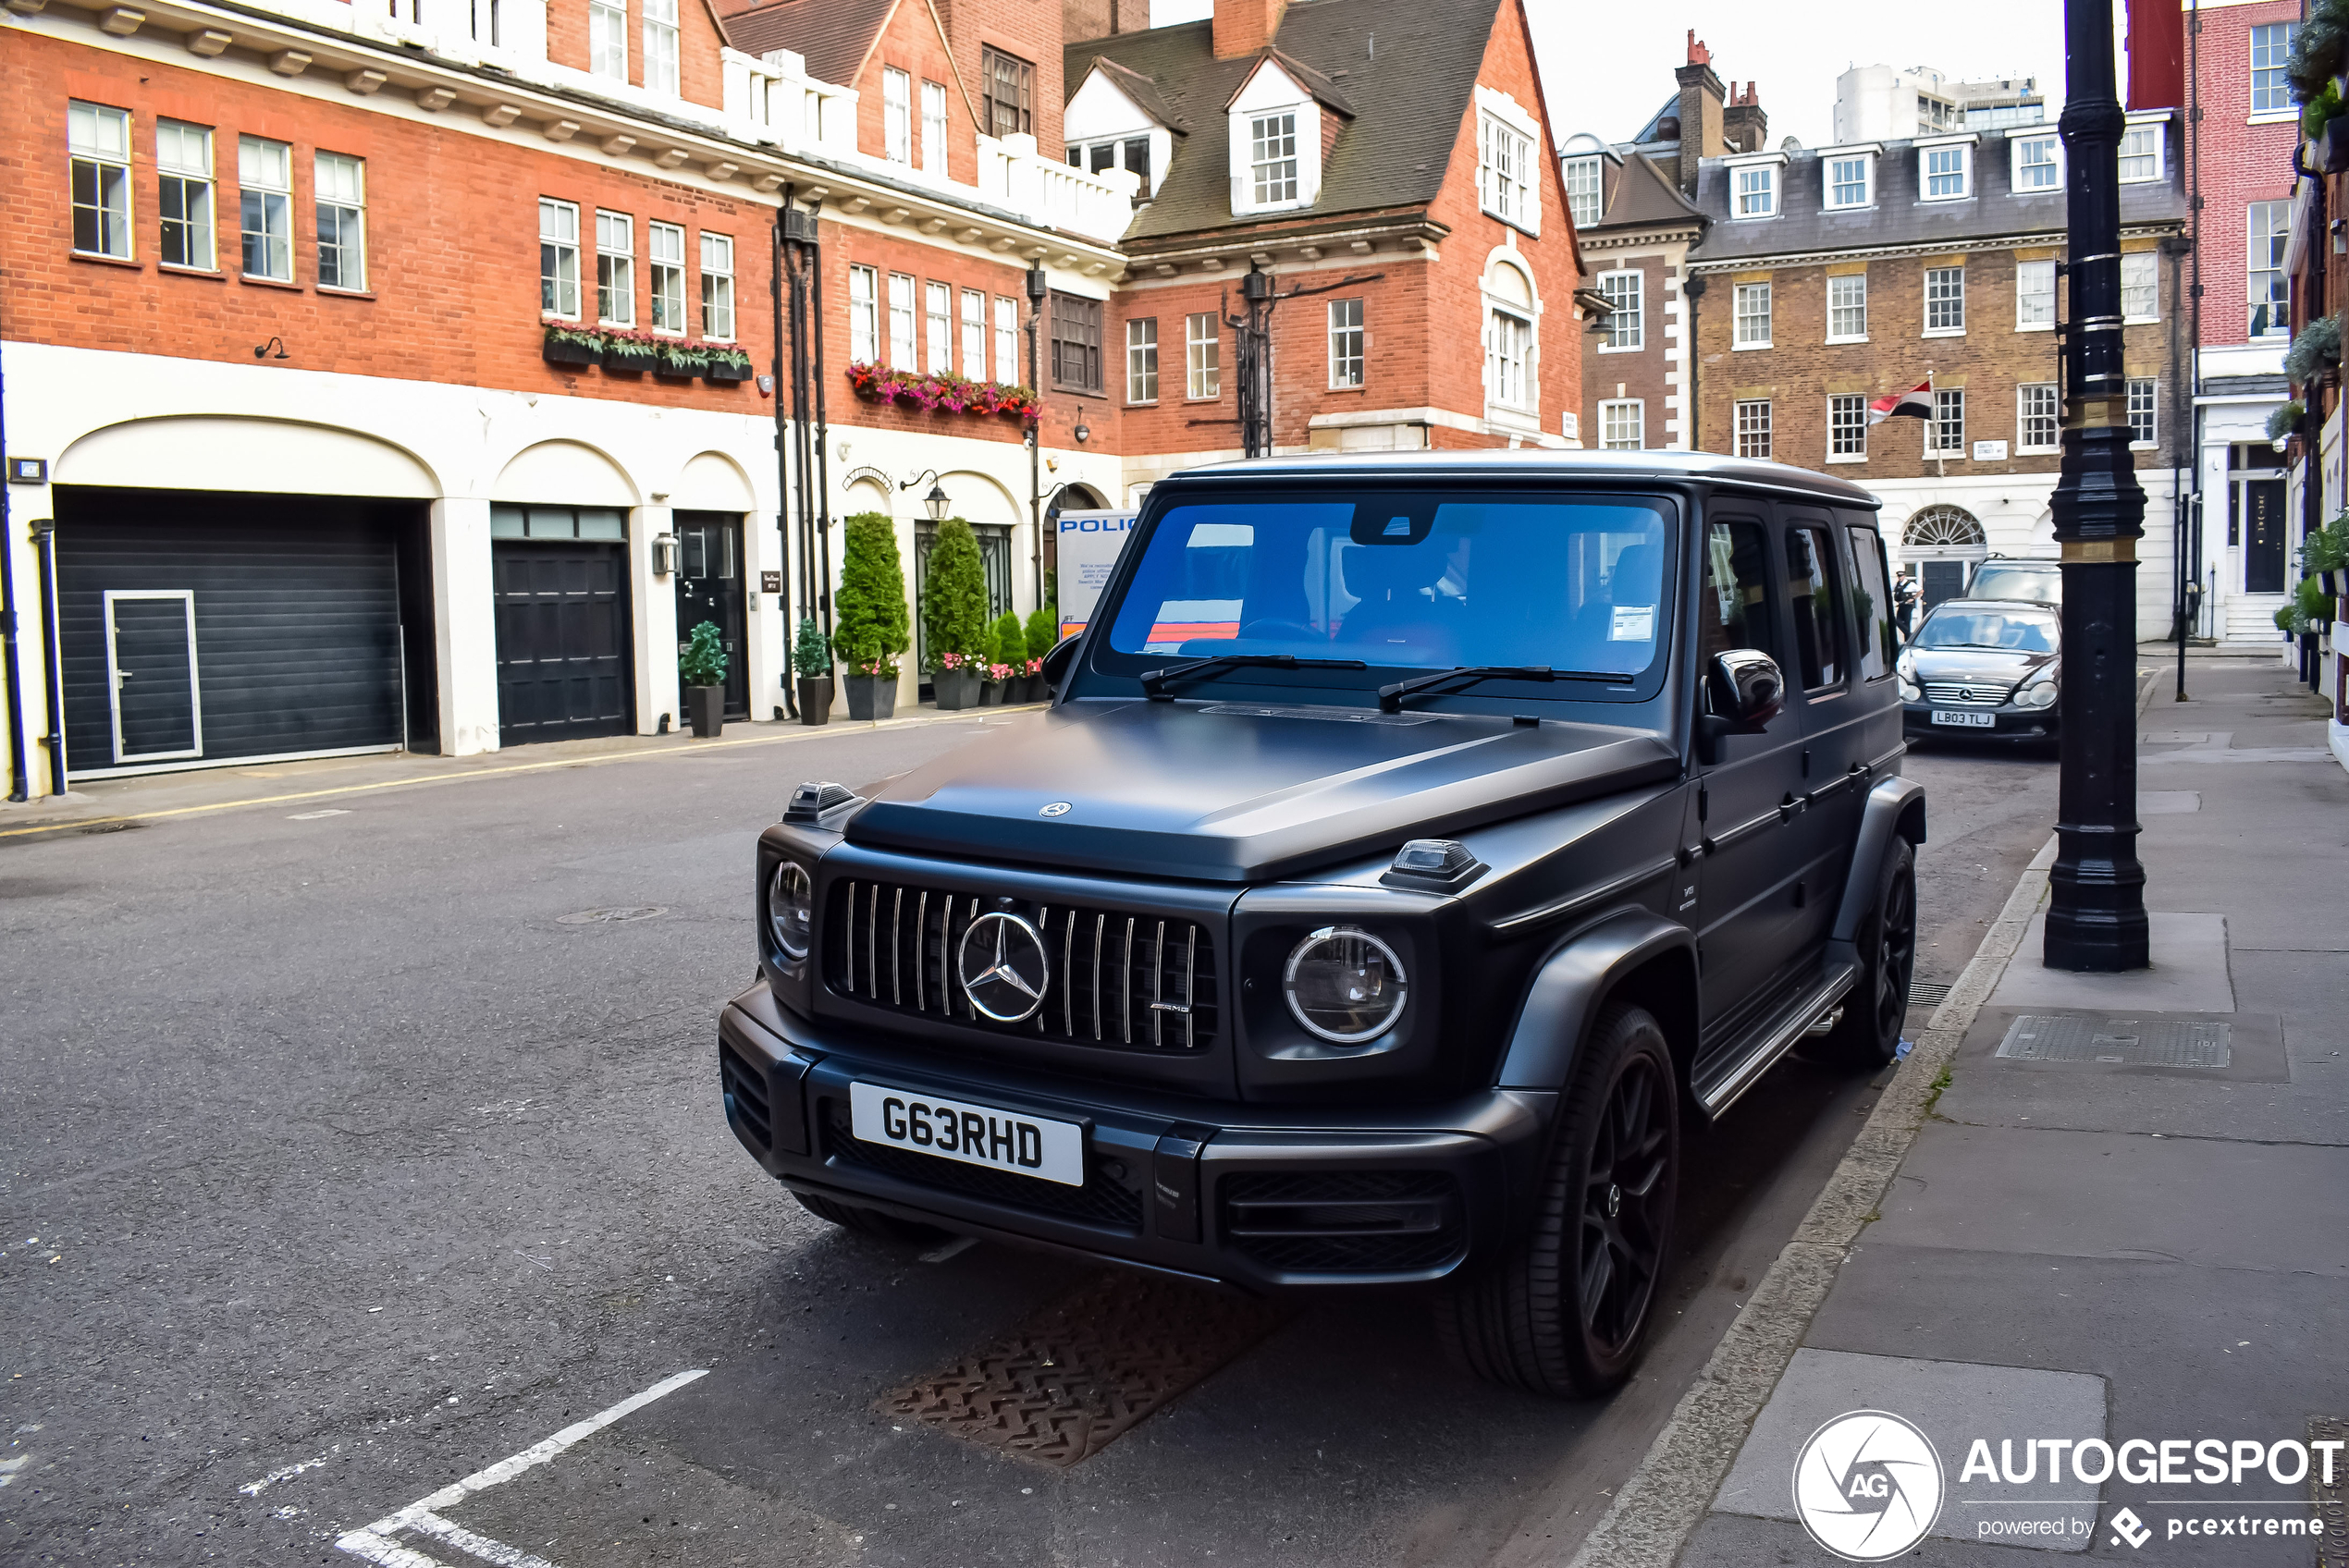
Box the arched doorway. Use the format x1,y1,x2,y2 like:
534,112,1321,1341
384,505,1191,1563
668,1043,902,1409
1901,505,1988,608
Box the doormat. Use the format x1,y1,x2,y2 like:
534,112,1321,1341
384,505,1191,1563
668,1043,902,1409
879,1270,1288,1468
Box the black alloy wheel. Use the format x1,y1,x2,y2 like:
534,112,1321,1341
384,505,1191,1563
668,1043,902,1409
1821,836,1917,1068
1436,1004,1679,1397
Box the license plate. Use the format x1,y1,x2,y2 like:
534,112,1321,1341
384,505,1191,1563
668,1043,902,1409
848,1081,1085,1186
1931,709,1998,728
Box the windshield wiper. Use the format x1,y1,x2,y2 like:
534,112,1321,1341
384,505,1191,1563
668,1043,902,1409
1377,664,1633,714
1138,653,1369,701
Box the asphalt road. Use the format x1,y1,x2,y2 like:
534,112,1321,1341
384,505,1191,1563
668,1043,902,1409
0,716,2056,1568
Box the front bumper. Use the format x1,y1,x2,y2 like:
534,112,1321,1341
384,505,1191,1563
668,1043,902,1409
1901,700,2057,741
717,985,1554,1292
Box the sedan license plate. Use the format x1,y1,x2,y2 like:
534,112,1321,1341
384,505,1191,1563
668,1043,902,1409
848,1081,1085,1186
1931,709,1998,729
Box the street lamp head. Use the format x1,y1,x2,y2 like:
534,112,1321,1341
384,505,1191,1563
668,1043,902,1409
924,483,951,521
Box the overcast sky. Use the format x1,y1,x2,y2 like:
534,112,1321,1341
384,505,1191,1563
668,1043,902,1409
1147,0,2097,151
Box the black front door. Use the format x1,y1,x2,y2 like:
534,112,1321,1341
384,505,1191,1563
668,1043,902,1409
1920,558,1967,608
2243,479,2288,594
672,511,747,718
493,538,633,744
106,592,200,762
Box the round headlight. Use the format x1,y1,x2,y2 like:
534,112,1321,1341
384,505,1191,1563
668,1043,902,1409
768,860,815,960
1899,679,1922,702
1282,925,1408,1044
2020,680,2059,709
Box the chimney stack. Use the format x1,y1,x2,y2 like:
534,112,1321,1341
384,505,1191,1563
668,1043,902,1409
1722,80,1768,153
1212,0,1289,59
1064,0,1141,43
1673,31,1727,195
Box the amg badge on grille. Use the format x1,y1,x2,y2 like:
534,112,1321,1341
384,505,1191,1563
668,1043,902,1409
958,912,1052,1022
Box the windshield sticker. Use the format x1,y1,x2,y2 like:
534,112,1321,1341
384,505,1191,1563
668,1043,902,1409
1611,606,1656,642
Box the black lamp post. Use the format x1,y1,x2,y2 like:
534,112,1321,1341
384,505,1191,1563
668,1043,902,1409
2046,0,2150,971
1026,264,1050,612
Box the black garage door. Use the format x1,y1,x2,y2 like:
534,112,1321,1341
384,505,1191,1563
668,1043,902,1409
492,506,633,745
55,488,433,776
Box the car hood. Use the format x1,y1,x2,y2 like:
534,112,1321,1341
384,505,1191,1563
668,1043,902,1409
1907,646,2058,687
844,699,1679,884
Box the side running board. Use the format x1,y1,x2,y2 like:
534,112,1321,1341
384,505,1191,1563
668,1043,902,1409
1691,962,1859,1118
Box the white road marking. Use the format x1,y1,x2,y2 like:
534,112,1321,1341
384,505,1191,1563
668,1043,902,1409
334,1368,706,1568
407,1509,561,1568
0,1454,31,1488
240,1454,327,1495
289,809,352,820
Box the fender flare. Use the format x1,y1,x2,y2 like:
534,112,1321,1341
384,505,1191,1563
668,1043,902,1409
1494,909,1698,1090
1826,776,1928,962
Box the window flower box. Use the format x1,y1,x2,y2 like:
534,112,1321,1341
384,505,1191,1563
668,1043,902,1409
601,330,660,374
543,324,607,366
655,341,710,380
846,361,1043,422
704,347,755,384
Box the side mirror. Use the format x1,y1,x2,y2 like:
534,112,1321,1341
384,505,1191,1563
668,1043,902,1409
1695,648,1785,764
1040,631,1082,698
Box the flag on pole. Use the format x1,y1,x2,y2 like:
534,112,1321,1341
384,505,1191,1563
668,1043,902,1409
1869,378,1934,424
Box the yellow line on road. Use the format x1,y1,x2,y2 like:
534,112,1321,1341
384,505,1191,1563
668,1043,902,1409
0,706,1036,840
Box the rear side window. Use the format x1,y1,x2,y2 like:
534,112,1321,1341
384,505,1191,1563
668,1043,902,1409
1699,520,1776,666
1845,527,1895,680
1783,526,1845,690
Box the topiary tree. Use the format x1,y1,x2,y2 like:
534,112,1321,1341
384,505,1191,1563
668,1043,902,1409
923,518,990,668
792,616,832,680
680,620,726,687
832,512,910,675
989,611,1025,672
1025,606,1056,663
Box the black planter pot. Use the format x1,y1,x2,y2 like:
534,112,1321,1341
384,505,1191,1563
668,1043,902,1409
685,684,725,738
979,680,1004,706
932,668,981,710
843,672,897,721
796,675,834,726
602,346,657,374
543,337,601,366
2325,116,2349,175
705,358,754,384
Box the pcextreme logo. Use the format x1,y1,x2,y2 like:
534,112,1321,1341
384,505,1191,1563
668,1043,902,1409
1792,1410,1946,1562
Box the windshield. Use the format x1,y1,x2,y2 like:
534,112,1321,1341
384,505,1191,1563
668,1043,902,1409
1101,490,1676,695
1969,564,2060,601
1914,608,2059,653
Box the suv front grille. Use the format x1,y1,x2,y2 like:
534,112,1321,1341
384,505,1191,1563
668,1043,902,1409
819,1100,1143,1231
824,879,1219,1052
1922,680,2014,708
1220,1171,1465,1274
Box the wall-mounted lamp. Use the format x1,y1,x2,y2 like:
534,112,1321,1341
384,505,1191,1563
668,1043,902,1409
900,469,952,521
651,532,678,576
252,336,289,361
1073,420,1090,445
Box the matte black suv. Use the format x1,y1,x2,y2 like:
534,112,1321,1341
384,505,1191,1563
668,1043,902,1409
719,451,1925,1397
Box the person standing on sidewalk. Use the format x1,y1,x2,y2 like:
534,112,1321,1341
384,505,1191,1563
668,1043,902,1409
1894,569,1923,644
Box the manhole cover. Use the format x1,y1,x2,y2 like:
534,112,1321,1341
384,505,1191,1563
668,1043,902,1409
1996,1015,2231,1068
879,1271,1287,1468
556,905,668,925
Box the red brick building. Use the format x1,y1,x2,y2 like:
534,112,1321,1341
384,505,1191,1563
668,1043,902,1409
0,0,1578,799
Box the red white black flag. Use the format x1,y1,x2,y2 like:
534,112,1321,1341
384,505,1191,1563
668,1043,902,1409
1869,378,1934,424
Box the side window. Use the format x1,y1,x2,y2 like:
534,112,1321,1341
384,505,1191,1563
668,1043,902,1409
1699,519,1777,676
1844,526,1895,680
1783,526,1845,691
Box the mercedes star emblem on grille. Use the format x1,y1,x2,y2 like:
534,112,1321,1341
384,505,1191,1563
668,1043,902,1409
957,911,1052,1022
1959,688,1975,702
1039,801,1073,816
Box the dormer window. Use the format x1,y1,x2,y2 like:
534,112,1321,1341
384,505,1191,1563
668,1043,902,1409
2119,115,2167,183
1823,149,1876,210
2011,133,2061,192
1067,137,1152,189
1565,154,1602,227
1735,165,1775,217
1918,136,1974,201
1251,113,1298,204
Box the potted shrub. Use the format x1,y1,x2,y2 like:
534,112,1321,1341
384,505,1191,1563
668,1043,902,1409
833,512,909,721
792,616,834,725
602,330,659,374
2283,315,2342,390
2297,573,2337,630
542,323,606,366
1024,606,1057,702
924,518,991,709
679,619,727,738
988,613,1026,703
704,346,755,385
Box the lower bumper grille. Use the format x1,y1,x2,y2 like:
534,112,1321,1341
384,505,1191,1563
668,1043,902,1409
819,1100,1143,1232
1922,681,2015,707
719,1045,771,1152
1220,1170,1465,1273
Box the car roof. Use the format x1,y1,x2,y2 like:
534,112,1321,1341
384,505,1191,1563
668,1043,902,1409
1929,598,2058,615
1161,448,1882,509
1974,559,2061,571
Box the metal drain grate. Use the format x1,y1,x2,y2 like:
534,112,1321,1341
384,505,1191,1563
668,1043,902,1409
879,1271,1287,1468
1995,1015,2232,1068
1909,981,1952,1010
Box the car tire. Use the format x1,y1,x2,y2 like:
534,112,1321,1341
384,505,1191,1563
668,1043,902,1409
792,1189,954,1244
1819,836,1917,1069
1435,1004,1679,1398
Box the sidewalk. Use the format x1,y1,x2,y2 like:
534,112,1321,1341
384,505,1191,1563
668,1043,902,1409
1679,657,2349,1562
0,700,1040,842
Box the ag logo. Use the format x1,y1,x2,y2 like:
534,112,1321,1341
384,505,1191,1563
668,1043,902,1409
1791,1410,1945,1562
1039,801,1073,817
2109,1507,2151,1549
957,911,1051,1023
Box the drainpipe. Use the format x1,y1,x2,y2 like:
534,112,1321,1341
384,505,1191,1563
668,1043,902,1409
807,199,832,637
2187,4,2208,645
1682,276,1707,452
771,192,797,720
32,516,66,797
0,345,25,801
1026,264,1049,613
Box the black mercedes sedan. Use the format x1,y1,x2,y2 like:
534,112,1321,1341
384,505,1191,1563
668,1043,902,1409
1897,597,2061,745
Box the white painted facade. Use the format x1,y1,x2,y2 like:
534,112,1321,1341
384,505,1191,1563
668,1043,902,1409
1876,470,2183,634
